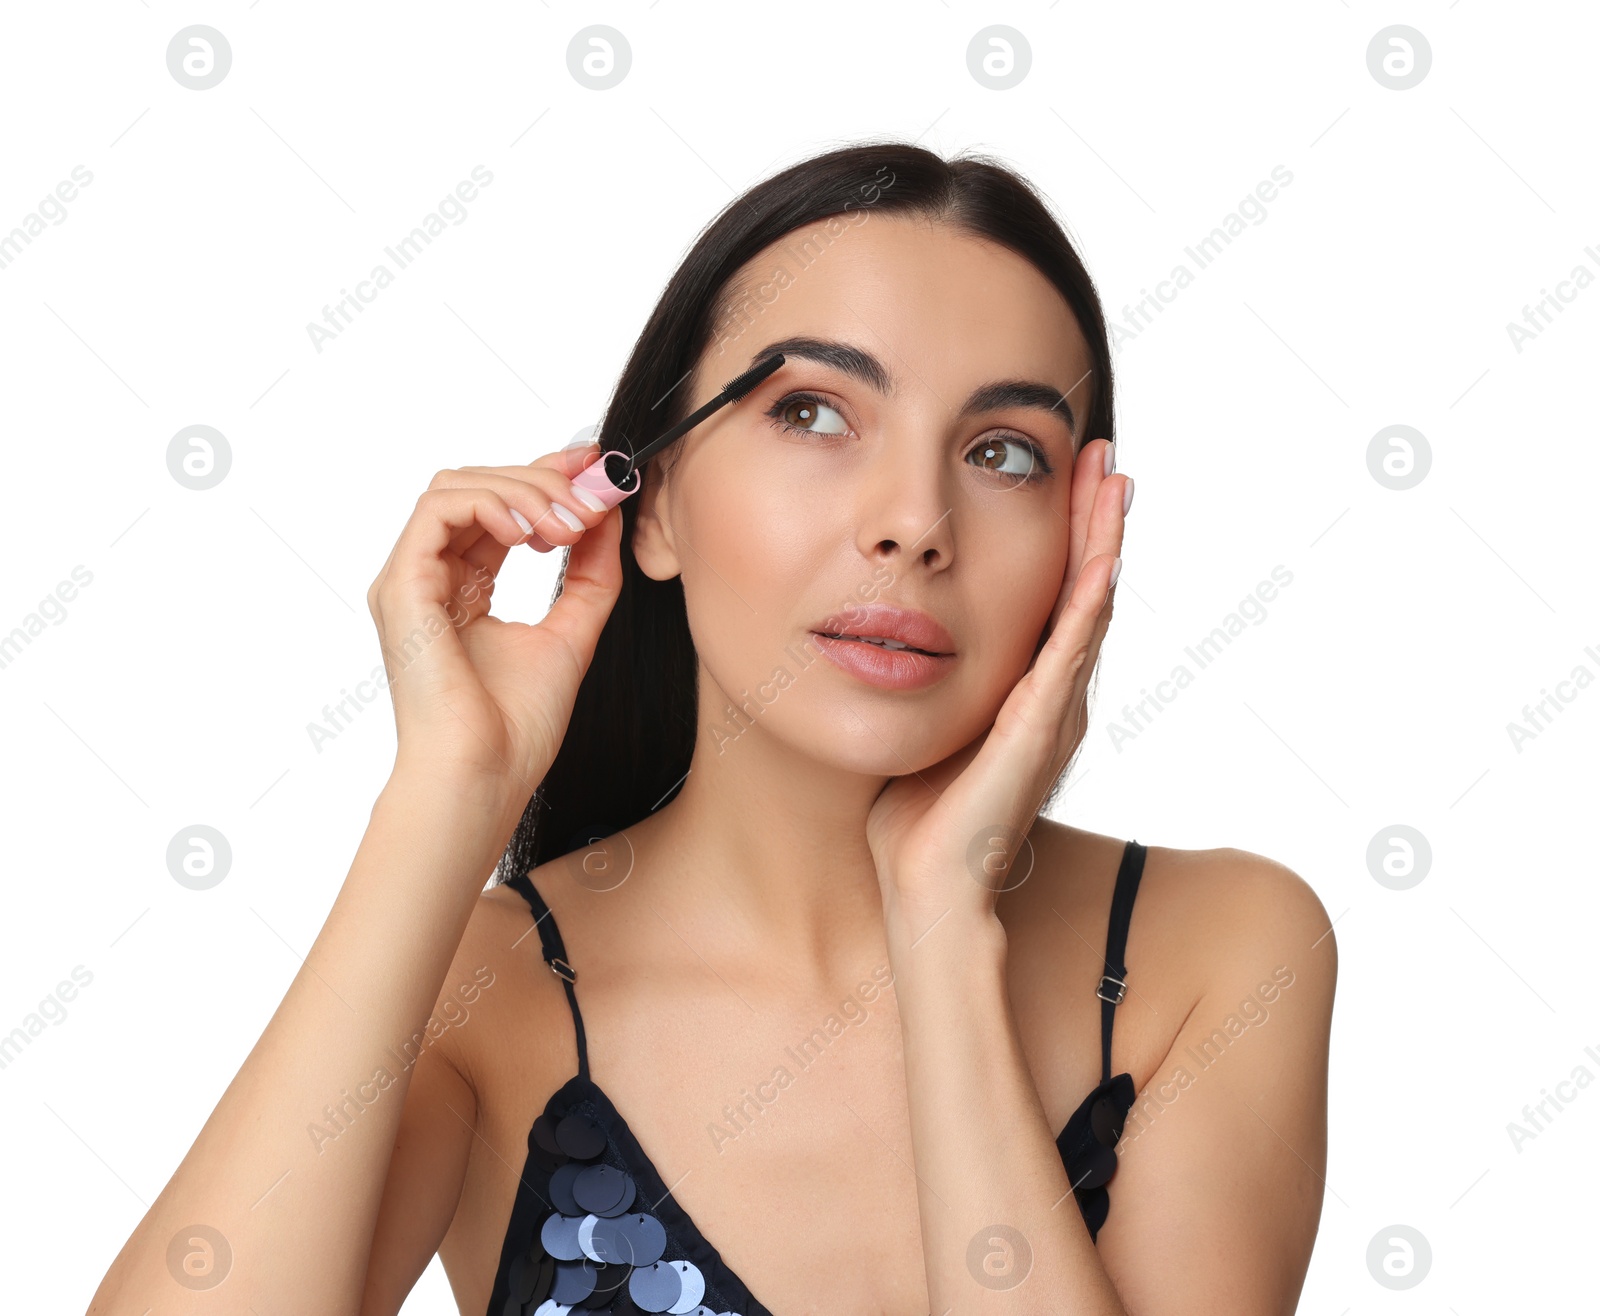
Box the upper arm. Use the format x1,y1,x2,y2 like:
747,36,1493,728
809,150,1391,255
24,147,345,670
1098,848,1338,1315
357,949,487,1315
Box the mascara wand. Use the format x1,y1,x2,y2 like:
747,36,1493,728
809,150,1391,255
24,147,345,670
571,352,786,509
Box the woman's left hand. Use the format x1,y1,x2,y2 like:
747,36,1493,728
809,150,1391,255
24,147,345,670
865,436,1130,919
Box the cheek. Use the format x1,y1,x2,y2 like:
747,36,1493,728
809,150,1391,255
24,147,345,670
975,520,1070,660
677,485,822,675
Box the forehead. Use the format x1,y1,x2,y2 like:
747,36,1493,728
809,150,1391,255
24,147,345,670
706,212,1093,403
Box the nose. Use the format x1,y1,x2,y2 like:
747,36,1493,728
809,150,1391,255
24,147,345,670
852,430,955,575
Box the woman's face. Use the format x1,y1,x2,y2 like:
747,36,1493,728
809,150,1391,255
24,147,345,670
633,211,1097,776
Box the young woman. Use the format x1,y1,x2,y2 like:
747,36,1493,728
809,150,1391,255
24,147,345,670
90,142,1336,1315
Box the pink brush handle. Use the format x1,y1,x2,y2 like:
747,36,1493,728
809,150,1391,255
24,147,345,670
570,449,641,509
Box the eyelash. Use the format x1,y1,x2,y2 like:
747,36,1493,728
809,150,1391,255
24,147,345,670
762,390,1056,485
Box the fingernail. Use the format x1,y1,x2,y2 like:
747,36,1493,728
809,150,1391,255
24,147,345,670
547,503,584,533
1122,476,1135,516
570,485,609,513
1109,556,1123,588
563,435,599,451
510,508,533,537
1104,439,1116,477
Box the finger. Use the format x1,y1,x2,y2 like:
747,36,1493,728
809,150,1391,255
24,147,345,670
448,446,604,558
457,440,601,484
421,464,612,562
375,485,590,632
1074,561,1119,704
1049,462,1128,637
1063,437,1114,603
1042,550,1118,669
537,500,625,667
994,551,1117,764
452,444,614,603
464,523,559,566
1031,470,1128,697
447,445,602,558
1050,471,1126,654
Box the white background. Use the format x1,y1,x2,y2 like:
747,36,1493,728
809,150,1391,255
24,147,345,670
2,2,1595,1311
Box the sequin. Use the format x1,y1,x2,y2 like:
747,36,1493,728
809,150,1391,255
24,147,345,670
665,1261,705,1313
574,1163,633,1215
555,1112,608,1159
610,1213,667,1267
550,1258,598,1305
532,1113,564,1156
627,1260,683,1312
540,1213,587,1262
532,1254,556,1305
1090,1092,1125,1144
576,1213,604,1263
589,1260,634,1306
530,1138,567,1174
508,1083,739,1314
1071,1141,1118,1190
547,1162,586,1217
606,1292,648,1316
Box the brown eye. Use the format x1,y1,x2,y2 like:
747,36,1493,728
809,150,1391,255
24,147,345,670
969,436,1040,487
768,394,850,436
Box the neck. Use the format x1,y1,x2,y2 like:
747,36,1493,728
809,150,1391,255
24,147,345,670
625,693,893,984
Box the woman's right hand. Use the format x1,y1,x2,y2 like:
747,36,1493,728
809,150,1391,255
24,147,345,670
365,441,624,801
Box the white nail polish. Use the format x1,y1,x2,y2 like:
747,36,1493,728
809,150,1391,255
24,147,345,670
1122,477,1135,516
570,485,609,513
1104,441,1116,477
1109,556,1123,587
547,503,584,533
510,508,533,536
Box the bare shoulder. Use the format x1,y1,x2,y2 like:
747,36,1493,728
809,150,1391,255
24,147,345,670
1153,839,1337,1000
392,879,584,1311
1020,820,1334,956
1005,821,1337,1088
433,879,578,1100
1147,836,1334,958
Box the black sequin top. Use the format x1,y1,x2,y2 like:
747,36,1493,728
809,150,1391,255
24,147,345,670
485,839,1148,1315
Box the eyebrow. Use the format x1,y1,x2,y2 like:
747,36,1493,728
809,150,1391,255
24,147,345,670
748,335,1079,438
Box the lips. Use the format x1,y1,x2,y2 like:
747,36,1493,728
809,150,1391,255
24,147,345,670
808,603,956,657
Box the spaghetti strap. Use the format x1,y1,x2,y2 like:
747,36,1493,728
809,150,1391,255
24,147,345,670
1096,839,1146,1083
505,871,590,1082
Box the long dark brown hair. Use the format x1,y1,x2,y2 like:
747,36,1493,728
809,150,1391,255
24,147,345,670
493,138,1115,886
